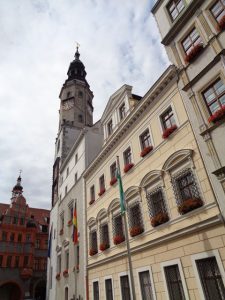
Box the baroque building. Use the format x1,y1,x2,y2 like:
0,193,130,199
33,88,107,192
47,48,103,300
85,64,225,299
0,176,50,300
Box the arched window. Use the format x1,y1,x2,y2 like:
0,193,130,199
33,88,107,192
97,209,110,252
109,199,125,245
163,149,203,215
88,219,98,256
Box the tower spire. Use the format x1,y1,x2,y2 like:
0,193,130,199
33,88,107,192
75,42,80,60
11,171,23,199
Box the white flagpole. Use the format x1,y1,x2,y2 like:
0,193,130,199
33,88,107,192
116,156,136,300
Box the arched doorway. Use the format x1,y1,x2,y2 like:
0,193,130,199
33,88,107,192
33,279,46,300
0,281,22,300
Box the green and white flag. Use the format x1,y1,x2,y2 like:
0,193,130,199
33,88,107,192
116,167,126,214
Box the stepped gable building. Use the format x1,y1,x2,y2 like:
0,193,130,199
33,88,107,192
47,47,103,300
0,175,50,300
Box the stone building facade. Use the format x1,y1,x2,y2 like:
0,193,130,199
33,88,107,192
84,65,225,300
152,0,225,218
0,176,50,300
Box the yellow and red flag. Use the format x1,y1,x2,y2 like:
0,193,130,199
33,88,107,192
73,204,78,244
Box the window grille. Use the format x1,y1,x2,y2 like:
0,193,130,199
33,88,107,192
128,202,144,237
140,129,151,150
203,78,225,114
182,28,202,55
120,275,131,300
112,214,125,239
196,257,225,300
164,265,185,300
93,281,99,300
146,187,169,226
89,230,98,254
211,0,225,22
100,223,110,249
172,169,203,214
105,279,113,300
161,107,176,130
167,0,185,21
139,271,154,300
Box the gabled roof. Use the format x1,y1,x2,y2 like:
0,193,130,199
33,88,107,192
101,84,132,122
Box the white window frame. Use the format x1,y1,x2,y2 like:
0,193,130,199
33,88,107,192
92,278,100,300
161,258,189,300
122,144,134,167
138,126,154,153
104,275,115,300
118,271,133,300
158,103,179,135
191,250,225,300
136,266,156,300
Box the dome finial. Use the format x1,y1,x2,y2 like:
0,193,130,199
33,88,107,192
75,42,80,60
11,170,23,198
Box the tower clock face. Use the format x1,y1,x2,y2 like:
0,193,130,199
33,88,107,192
62,99,74,111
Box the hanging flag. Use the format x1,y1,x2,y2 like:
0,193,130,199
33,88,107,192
48,224,52,258
116,157,126,214
73,203,78,244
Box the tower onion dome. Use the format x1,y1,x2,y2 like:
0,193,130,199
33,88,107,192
12,175,23,194
67,47,87,82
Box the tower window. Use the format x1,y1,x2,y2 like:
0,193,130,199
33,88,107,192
119,103,126,120
78,91,83,98
78,114,83,123
67,91,71,98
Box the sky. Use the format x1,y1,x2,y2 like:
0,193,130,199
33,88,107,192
0,0,169,210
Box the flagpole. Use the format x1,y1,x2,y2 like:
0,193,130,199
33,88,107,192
116,156,136,300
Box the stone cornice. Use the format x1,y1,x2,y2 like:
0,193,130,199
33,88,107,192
83,65,178,178
161,0,202,46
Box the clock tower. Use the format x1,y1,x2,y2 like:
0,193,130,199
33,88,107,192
52,47,94,206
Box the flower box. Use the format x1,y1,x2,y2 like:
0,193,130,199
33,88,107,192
99,243,110,251
184,43,204,63
98,188,106,197
208,106,225,123
59,228,64,235
124,163,134,173
56,273,61,280
110,177,117,186
218,15,225,31
89,199,95,205
129,226,144,237
89,248,98,256
140,146,153,158
178,198,203,215
67,219,73,226
151,212,169,227
162,125,177,139
113,235,125,245
63,269,69,277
